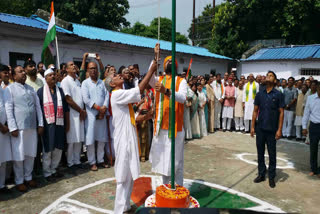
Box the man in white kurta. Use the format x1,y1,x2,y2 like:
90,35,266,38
61,62,86,169
0,86,12,193
211,74,224,130
111,53,158,214
4,66,44,192
81,62,109,171
242,74,259,132
149,56,188,186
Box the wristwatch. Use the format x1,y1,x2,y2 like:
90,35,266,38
165,88,170,96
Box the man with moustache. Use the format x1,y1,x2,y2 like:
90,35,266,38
0,64,11,89
61,62,87,170
211,73,224,130
81,62,109,171
243,74,259,133
37,68,70,181
251,71,284,188
4,65,44,192
149,52,188,186
25,59,44,91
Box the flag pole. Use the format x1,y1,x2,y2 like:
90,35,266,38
55,36,60,69
170,0,176,190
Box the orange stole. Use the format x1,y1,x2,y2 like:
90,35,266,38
154,75,184,137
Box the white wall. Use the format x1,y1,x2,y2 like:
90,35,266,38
0,23,230,77
239,60,320,80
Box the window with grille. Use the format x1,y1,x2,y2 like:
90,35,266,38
300,68,320,76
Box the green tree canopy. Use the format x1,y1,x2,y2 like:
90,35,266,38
121,17,189,45
188,4,218,48
207,0,320,59
0,0,130,31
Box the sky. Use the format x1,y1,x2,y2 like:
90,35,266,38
125,0,224,43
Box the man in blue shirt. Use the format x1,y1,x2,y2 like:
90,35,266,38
251,71,284,188
302,81,320,177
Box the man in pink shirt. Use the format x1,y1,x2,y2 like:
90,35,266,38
222,77,236,131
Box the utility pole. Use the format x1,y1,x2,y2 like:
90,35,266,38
213,0,216,27
192,0,195,46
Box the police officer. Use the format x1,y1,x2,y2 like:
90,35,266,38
251,71,284,188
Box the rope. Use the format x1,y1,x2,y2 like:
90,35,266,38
156,0,161,75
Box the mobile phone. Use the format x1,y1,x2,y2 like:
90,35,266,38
88,53,96,58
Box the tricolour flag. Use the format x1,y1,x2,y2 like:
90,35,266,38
186,58,193,80
41,1,56,67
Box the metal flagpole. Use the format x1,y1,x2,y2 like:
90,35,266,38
55,36,60,69
170,0,176,190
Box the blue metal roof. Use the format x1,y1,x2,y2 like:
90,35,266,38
0,13,72,34
0,12,231,60
245,45,320,61
69,23,231,60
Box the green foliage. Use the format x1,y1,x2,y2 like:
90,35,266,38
0,0,130,31
121,17,189,44
206,0,320,59
188,4,217,48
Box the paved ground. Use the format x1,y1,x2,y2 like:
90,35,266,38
0,131,319,214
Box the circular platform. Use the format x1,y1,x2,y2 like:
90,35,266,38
145,194,200,208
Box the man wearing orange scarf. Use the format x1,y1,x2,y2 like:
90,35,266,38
149,55,188,186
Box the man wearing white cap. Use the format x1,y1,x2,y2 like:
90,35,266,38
37,68,70,181
4,65,44,192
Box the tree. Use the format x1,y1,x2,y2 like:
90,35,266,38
207,0,320,59
121,17,189,45
0,0,130,31
188,4,218,48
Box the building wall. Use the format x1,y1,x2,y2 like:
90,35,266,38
239,60,320,80
0,23,230,76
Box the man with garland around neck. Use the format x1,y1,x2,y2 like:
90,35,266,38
243,74,259,133
148,51,188,186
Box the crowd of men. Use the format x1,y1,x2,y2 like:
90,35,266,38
183,72,319,143
0,44,320,212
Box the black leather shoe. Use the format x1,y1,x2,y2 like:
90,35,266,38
269,179,276,188
253,175,265,183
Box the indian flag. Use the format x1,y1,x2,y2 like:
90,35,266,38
41,1,56,67
186,58,193,80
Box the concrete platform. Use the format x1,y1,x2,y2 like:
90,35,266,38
0,131,318,214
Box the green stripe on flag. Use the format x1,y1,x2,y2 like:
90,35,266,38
41,25,56,67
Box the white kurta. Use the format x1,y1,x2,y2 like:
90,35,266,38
184,87,193,140
148,73,188,177
242,82,259,120
211,81,223,128
0,87,11,165
4,83,43,161
111,87,141,183
61,75,85,144
81,78,109,145
198,90,208,137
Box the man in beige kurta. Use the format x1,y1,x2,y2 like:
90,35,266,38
235,80,244,132
206,77,215,133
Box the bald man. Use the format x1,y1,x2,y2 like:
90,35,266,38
81,62,109,171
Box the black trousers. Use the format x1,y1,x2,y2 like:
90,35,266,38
256,127,277,179
309,122,320,174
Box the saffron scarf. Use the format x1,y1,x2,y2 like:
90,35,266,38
245,81,256,102
155,76,167,136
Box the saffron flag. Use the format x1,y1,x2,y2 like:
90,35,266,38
186,58,193,80
41,1,56,67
